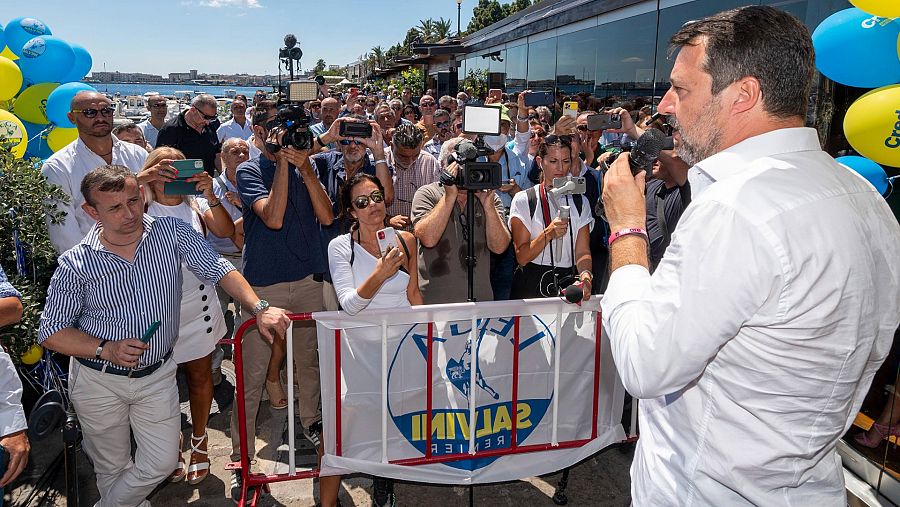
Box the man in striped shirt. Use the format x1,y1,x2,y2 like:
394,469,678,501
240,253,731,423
37,165,290,507
385,123,441,231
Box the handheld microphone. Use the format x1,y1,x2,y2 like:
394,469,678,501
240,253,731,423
643,112,662,126
555,205,570,263
629,128,666,177
562,281,584,305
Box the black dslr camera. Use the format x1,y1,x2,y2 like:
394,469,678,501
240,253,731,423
440,106,503,191
270,104,313,152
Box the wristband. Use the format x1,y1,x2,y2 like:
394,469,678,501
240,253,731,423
516,115,529,122
608,227,648,247
373,159,387,166
316,134,325,147
208,200,222,208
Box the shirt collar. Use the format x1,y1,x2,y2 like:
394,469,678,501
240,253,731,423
81,214,156,252
74,134,124,157
693,127,819,185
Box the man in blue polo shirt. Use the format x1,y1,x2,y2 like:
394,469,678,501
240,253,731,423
233,110,337,502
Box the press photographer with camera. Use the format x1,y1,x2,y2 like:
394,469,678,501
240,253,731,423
232,102,337,503
509,134,593,302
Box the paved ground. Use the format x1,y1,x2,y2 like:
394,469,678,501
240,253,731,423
10,361,634,507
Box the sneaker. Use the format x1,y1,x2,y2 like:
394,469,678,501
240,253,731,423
373,476,396,507
230,469,243,505
304,421,323,449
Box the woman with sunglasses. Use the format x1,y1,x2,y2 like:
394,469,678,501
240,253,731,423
508,135,593,301
140,147,237,485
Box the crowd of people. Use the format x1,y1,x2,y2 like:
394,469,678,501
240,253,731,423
0,5,893,507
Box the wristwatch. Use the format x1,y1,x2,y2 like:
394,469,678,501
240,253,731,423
250,299,270,316
95,339,108,360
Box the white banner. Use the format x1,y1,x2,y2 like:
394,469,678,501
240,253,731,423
314,298,626,484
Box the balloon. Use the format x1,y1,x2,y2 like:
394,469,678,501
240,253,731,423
850,0,900,18
0,56,22,101
10,82,57,124
3,17,50,57
0,47,16,61
59,43,92,83
21,120,52,159
46,82,96,127
18,36,74,86
19,344,42,365
0,23,5,53
47,126,77,152
837,156,889,195
812,8,900,88
844,84,900,167
0,109,28,158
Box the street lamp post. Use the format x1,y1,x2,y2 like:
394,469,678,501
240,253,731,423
457,0,462,38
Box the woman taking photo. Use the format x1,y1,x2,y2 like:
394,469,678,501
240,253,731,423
508,134,593,301
141,146,237,485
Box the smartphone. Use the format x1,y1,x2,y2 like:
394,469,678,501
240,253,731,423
350,87,358,96
523,90,554,107
163,159,205,195
586,113,623,131
140,321,161,344
376,227,399,257
488,88,502,101
563,101,578,118
552,176,587,195
339,121,373,138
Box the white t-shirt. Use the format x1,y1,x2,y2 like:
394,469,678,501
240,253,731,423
508,188,593,268
328,232,411,315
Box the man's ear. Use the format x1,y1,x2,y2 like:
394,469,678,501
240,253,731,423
730,76,761,116
82,201,100,222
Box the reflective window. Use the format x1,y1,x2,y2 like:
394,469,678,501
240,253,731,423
462,55,488,99
556,27,598,95
527,37,557,90
488,49,506,90
505,44,528,92
595,12,657,101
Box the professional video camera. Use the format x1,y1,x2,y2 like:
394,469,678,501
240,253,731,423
268,80,319,152
441,106,503,191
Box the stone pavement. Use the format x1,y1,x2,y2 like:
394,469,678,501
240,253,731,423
10,360,633,506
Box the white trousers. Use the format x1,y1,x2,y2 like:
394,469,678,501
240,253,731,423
70,358,180,507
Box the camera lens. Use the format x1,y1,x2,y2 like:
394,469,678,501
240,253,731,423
470,169,487,184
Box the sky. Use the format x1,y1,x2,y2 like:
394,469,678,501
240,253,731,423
0,0,475,76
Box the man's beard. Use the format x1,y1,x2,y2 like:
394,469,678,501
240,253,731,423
668,101,722,167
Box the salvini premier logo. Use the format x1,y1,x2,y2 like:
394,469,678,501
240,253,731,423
387,316,555,471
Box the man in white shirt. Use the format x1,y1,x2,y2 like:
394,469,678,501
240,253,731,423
216,97,252,143
137,94,168,148
601,6,900,506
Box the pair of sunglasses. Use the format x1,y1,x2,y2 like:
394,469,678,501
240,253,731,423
72,106,116,118
544,134,573,146
435,120,451,128
339,140,363,146
352,190,385,209
195,108,218,121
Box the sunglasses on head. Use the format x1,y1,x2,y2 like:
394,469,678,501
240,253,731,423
339,139,363,146
72,106,116,118
544,134,572,146
352,190,385,209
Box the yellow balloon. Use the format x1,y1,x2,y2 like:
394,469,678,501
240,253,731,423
850,0,900,18
844,84,900,167
0,47,18,61
0,109,27,158
11,83,58,124
20,344,42,365
0,57,22,102
47,126,78,152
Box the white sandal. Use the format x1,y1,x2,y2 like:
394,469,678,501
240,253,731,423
187,433,210,485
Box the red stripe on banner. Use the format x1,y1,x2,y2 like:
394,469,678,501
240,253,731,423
511,316,520,449
335,328,342,457
389,438,594,467
426,322,434,459
592,311,602,440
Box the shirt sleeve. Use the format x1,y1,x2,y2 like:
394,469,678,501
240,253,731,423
410,185,440,226
171,218,235,284
600,199,782,399
507,190,531,231
42,159,88,254
155,125,176,149
327,235,371,315
0,267,21,301
37,258,85,343
512,130,530,160
236,160,269,209
0,348,26,438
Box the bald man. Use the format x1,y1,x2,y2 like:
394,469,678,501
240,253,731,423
309,97,341,151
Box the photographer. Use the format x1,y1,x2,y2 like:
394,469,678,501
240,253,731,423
232,105,335,503
509,135,592,302
412,137,511,304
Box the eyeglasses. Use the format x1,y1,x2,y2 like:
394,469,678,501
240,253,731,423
352,190,385,209
72,106,115,118
195,108,218,121
339,139,363,146
391,106,402,110
420,102,435,107
544,134,573,146
531,131,546,139
454,123,463,130
435,120,451,128
576,125,588,131
149,103,168,109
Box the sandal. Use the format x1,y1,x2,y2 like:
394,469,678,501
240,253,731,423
168,432,186,483
266,379,288,410
187,433,210,485
854,421,900,448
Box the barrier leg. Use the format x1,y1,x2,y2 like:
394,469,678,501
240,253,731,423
552,467,570,505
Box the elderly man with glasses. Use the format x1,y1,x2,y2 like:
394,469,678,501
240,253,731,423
138,94,168,148
423,109,454,160
157,94,223,176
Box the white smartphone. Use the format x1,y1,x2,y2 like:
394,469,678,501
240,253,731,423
376,227,399,257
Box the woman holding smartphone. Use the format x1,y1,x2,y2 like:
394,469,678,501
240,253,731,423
141,147,237,485
508,135,593,301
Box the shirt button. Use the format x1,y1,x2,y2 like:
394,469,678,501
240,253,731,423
206,327,213,334
202,306,209,312
204,316,211,322
202,295,208,302
199,284,205,290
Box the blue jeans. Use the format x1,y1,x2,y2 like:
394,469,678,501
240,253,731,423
490,246,516,301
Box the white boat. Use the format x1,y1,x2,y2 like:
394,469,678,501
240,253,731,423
224,89,237,99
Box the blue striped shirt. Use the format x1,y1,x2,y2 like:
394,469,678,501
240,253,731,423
0,266,21,301
38,215,234,367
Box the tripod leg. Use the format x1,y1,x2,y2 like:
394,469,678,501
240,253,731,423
63,410,81,507
552,467,570,505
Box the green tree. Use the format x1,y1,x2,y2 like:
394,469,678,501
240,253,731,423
0,149,69,361
433,17,453,40
315,58,326,73
417,18,435,42
371,45,385,68
402,27,420,55
467,0,505,34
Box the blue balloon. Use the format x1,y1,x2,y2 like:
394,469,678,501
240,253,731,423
4,17,51,57
0,23,7,53
18,36,75,86
812,8,900,88
21,120,52,159
59,43,92,83
46,82,96,127
837,156,889,195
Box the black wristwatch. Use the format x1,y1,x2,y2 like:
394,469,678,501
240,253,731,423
95,339,108,360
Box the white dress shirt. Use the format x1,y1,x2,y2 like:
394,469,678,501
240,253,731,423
601,127,900,506
41,135,149,253
216,117,253,143
137,118,163,148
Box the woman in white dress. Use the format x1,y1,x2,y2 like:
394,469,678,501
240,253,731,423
141,147,238,484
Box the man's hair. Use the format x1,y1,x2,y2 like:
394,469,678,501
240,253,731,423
112,122,140,136
392,123,423,149
252,100,277,127
439,95,455,108
191,94,218,110
669,5,814,119
222,137,249,152
80,165,137,207
438,136,465,168
433,109,450,121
